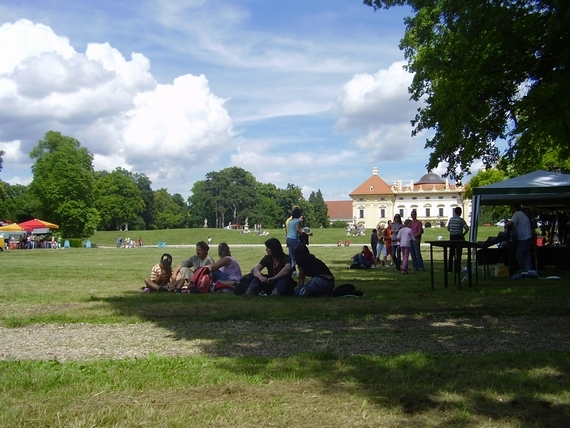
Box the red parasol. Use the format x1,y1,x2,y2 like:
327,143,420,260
18,218,59,231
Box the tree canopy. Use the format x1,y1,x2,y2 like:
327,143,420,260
363,0,570,180
28,131,100,238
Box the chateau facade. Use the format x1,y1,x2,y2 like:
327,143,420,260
346,167,470,229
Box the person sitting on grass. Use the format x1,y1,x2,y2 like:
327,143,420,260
351,245,374,269
293,243,335,297
204,242,243,284
244,237,292,297
143,253,186,292
172,241,215,282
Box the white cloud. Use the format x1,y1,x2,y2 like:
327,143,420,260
0,19,235,193
334,61,414,132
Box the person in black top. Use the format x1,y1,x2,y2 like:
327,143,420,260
245,238,292,297
293,243,335,297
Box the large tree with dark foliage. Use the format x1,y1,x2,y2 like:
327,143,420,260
28,131,100,238
364,0,570,179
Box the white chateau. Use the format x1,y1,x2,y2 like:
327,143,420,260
342,167,470,229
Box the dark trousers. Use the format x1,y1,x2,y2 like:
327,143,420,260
448,235,464,272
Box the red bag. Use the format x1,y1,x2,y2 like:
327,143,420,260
189,267,211,293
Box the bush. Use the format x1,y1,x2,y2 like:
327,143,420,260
331,220,348,229
66,238,83,248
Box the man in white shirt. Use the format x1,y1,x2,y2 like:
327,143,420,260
507,203,533,272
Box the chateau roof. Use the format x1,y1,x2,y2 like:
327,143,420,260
325,200,353,220
416,172,445,185
349,168,393,196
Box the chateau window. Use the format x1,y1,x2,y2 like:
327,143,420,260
439,207,444,216
399,208,404,217
425,208,431,217
380,208,386,218
359,209,364,219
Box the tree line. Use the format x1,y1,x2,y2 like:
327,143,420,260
0,131,329,238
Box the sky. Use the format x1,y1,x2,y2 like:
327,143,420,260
0,0,473,201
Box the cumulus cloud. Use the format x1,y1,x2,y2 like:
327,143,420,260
334,61,414,132
0,19,235,193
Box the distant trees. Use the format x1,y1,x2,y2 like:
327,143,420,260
93,170,145,231
2,131,329,234
189,168,330,229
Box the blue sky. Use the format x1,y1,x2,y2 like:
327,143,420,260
0,0,472,201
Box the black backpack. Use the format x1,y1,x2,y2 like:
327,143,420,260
332,283,364,297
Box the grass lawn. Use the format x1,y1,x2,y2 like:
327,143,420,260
1,228,569,427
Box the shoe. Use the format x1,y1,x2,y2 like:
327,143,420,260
173,288,181,293
158,286,168,292
270,289,282,297
243,289,257,296
142,287,150,293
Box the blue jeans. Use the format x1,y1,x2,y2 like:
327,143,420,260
392,245,401,270
294,276,334,297
211,270,230,283
247,275,290,295
286,237,300,270
410,241,424,270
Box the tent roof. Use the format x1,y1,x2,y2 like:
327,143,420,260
473,170,570,205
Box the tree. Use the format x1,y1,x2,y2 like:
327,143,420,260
250,183,283,228
0,149,4,172
28,131,99,238
153,189,187,229
188,180,211,228
93,169,145,230
363,0,570,180
124,170,156,229
0,183,40,223
308,190,330,228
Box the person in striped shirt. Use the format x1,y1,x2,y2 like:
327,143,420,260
446,207,469,272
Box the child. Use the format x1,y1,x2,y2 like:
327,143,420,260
397,219,416,274
143,253,186,292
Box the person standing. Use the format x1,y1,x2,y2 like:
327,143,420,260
397,219,416,274
370,228,379,267
391,214,404,270
286,207,303,274
507,203,533,272
383,220,393,266
410,210,425,271
447,207,469,273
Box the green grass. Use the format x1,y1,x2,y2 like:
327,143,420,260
88,225,501,247
1,234,569,427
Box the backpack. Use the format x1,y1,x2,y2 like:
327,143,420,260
234,272,254,295
189,267,211,293
332,283,364,297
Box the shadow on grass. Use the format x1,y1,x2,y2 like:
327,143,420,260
214,351,570,426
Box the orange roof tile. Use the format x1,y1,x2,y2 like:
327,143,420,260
325,200,352,220
349,174,394,196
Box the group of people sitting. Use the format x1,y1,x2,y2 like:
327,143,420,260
143,207,335,297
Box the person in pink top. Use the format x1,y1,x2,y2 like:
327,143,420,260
397,219,416,274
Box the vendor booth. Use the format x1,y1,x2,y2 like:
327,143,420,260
470,170,570,272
